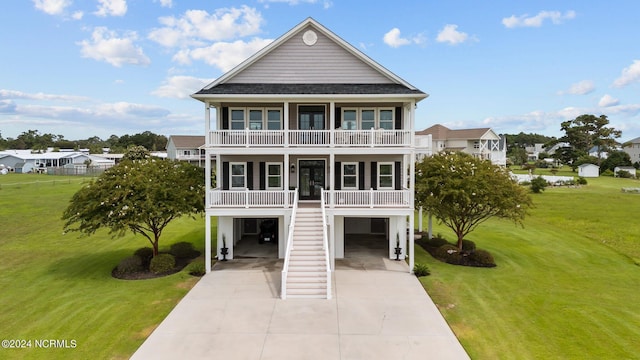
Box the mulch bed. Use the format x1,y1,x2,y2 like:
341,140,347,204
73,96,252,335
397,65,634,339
112,252,200,280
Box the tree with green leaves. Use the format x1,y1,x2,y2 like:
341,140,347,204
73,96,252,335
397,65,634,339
554,114,622,166
62,156,205,256
415,152,532,250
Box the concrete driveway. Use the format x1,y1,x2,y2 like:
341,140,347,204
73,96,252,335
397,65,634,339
131,258,469,360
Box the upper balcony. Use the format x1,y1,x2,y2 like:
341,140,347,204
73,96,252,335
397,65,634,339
207,129,412,148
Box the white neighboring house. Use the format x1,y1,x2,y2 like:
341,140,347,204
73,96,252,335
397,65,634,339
191,18,429,299
415,124,506,165
0,150,115,174
614,166,636,178
578,163,599,178
622,136,640,165
166,135,205,167
525,143,546,161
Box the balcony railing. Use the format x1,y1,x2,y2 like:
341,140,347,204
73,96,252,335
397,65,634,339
209,188,296,208
176,154,205,160
207,129,412,148
323,189,411,208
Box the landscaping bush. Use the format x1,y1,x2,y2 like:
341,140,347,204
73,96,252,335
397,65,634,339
169,241,198,259
469,249,496,267
185,260,205,276
413,263,431,277
117,255,143,274
530,176,548,193
149,254,176,274
435,244,461,264
134,247,154,268
602,169,614,177
424,236,449,248
461,239,476,252
577,177,588,185
617,170,633,178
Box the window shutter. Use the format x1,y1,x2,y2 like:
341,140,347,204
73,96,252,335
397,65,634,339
395,161,402,190
371,161,377,190
335,107,341,129
222,107,229,130
395,107,402,130
259,162,266,190
222,162,229,190
334,161,341,190
358,162,365,190
247,162,253,190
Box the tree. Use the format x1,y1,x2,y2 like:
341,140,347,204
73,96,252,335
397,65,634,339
555,114,622,166
62,158,205,256
415,152,532,250
122,145,151,161
600,150,632,172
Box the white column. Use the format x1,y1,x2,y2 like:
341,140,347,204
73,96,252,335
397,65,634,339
205,214,212,273
329,152,335,207
329,213,335,270
284,101,289,147
284,153,290,207
205,105,212,206
329,101,335,147
409,212,415,274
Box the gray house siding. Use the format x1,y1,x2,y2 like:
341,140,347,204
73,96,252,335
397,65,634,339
228,25,392,84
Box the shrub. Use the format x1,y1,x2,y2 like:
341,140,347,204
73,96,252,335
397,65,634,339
435,244,461,264
461,239,476,252
117,255,143,274
617,170,633,178
424,236,449,248
169,241,198,259
413,263,431,277
530,176,548,193
186,260,205,276
601,169,614,177
577,177,588,185
469,249,496,267
134,247,154,268
149,254,176,274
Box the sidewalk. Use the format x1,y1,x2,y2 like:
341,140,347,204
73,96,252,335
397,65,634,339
131,258,469,359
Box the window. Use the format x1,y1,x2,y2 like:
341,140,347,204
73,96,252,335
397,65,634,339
267,109,282,130
342,162,358,189
342,109,357,130
249,109,263,130
379,109,394,130
361,109,375,130
230,163,246,189
473,141,480,149
231,109,245,130
378,162,394,189
266,163,282,189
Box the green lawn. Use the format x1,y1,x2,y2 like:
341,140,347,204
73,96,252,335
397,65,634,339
0,174,210,359
417,174,640,359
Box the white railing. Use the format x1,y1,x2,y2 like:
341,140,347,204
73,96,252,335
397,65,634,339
176,154,204,160
281,189,299,300
208,188,295,208
320,188,332,299
208,129,411,147
324,189,411,208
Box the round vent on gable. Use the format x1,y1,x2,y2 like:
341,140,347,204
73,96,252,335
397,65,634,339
302,30,318,46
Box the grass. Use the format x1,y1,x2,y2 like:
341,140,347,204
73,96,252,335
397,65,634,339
418,173,640,359
0,174,212,359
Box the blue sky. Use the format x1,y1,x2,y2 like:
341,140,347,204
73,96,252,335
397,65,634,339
1,0,640,141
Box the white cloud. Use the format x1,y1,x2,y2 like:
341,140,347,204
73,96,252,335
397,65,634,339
502,10,576,28
154,0,173,8
172,38,273,72
148,6,264,48
258,0,333,9
436,24,470,45
33,0,71,15
151,76,213,99
94,0,127,17
0,89,90,102
78,27,150,67
383,28,425,48
598,94,619,107
72,11,84,20
559,80,595,95
613,60,640,88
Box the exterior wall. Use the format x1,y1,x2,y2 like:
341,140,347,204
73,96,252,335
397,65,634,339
229,25,392,84
578,165,599,177
624,142,640,163
166,140,178,160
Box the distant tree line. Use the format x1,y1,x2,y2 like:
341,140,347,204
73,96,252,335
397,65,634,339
0,130,167,153
504,132,557,165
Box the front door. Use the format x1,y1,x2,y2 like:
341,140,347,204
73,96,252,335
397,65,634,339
298,106,325,130
299,160,325,200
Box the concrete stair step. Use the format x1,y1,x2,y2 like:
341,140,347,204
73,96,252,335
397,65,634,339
286,288,327,296
286,276,327,283
288,266,326,272
285,282,327,289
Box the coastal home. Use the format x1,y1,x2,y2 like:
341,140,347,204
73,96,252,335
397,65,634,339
415,124,506,165
191,18,429,299
578,163,599,178
166,135,205,167
0,150,114,174
622,136,640,165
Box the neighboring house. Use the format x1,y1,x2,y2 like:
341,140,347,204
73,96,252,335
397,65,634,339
614,166,636,178
623,136,640,165
0,150,114,173
578,163,599,177
166,135,205,167
525,143,546,161
191,18,428,298
545,142,570,156
415,124,506,165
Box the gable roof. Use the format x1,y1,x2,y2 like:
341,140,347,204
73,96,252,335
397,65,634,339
416,124,496,140
193,18,426,99
168,135,205,149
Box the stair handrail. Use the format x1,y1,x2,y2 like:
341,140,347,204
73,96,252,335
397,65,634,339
320,188,332,299
281,188,299,299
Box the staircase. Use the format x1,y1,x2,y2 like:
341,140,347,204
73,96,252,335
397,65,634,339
282,206,329,299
